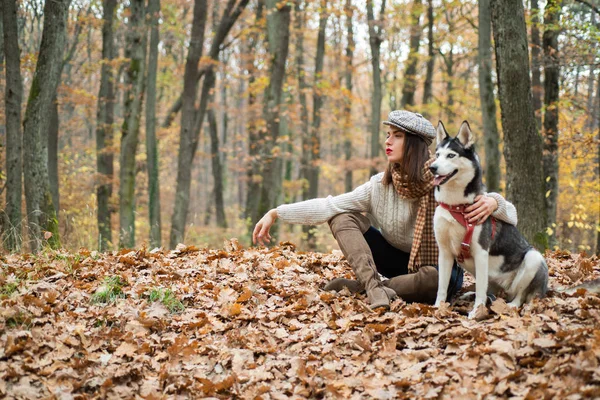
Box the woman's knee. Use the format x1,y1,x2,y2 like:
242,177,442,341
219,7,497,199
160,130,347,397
328,212,370,236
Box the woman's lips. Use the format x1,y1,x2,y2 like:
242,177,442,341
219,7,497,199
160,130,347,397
386,149,392,154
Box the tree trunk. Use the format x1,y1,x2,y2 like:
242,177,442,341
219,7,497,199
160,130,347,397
256,0,292,221
301,0,328,248
207,95,227,228
400,0,422,108
542,0,561,247
48,95,59,216
295,0,310,197
243,1,265,228
367,0,386,176
2,0,23,252
478,0,501,192
119,0,146,249
344,0,355,193
170,0,249,247
491,0,548,249
422,0,435,108
531,0,543,129
146,0,162,248
169,0,207,247
22,0,70,252
96,0,117,252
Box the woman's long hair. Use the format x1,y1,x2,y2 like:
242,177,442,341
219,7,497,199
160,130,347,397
382,132,431,185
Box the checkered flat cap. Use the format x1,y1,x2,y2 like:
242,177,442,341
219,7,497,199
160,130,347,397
383,110,435,145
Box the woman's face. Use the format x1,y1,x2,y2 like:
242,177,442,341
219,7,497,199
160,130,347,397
385,128,405,163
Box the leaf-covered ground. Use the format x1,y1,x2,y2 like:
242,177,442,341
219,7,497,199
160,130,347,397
1,241,599,399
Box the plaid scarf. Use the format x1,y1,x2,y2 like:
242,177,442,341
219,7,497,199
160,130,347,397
391,156,438,272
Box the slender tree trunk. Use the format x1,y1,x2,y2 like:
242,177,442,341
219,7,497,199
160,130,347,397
119,0,146,248
22,0,71,252
96,0,117,252
48,96,59,216
2,0,23,251
401,0,422,108
478,0,501,192
542,0,561,246
243,2,265,228
344,0,355,193
531,0,543,129
422,0,435,108
296,0,310,198
491,0,548,249
169,0,207,247
256,0,292,221
170,0,249,247
146,0,162,248
367,0,386,176
207,96,227,228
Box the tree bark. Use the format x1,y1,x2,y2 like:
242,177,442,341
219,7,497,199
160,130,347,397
207,100,227,228
256,0,292,221
344,0,355,193
169,0,207,247
401,0,422,108
478,0,501,192
96,0,117,252
491,0,548,249
367,0,386,176
422,0,435,108
48,95,59,216
22,0,71,252
243,1,265,228
531,0,543,129
2,0,23,252
146,0,162,248
542,0,561,246
170,0,249,247
119,0,146,248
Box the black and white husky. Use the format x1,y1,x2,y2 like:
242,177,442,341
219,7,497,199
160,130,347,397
430,121,548,319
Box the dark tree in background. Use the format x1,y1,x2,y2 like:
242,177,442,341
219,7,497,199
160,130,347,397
2,0,24,251
491,0,548,249
22,0,72,251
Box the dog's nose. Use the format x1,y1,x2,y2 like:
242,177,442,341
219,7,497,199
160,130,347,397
429,165,437,174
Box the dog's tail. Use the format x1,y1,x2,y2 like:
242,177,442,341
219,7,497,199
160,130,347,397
556,278,600,295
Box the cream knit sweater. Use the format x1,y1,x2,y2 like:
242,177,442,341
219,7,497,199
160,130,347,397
276,172,518,253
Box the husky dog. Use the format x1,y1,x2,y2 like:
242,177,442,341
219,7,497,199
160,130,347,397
430,121,548,319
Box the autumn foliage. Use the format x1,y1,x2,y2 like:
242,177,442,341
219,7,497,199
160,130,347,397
1,241,599,398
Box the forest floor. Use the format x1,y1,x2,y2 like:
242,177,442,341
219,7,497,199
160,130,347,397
1,241,599,399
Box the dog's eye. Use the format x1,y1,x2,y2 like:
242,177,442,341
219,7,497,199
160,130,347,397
447,154,456,159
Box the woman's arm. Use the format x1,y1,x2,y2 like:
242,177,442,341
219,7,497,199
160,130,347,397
464,192,518,226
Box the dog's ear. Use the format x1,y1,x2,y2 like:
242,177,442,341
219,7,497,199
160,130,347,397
456,121,475,149
436,121,449,145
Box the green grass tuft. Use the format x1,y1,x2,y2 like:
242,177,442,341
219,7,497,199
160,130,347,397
146,287,185,313
0,281,19,298
91,275,127,304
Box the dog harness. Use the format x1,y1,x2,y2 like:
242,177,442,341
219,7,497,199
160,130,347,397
438,202,496,263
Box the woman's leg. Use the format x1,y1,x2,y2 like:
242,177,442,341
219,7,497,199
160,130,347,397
326,213,396,309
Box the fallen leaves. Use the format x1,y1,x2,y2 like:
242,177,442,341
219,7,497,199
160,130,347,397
0,245,598,398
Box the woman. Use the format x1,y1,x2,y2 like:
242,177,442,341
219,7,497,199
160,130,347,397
253,110,517,310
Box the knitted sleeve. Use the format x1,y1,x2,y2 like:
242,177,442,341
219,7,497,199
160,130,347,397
486,192,518,226
276,178,373,225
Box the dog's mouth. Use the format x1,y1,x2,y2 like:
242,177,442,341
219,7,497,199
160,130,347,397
433,169,458,186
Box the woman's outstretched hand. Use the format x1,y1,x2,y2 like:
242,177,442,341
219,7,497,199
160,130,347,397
253,209,278,246
465,195,498,225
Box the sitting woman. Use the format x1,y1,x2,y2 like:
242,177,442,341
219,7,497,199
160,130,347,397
253,110,517,310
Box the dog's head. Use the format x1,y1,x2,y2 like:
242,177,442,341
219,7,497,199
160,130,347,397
429,121,479,187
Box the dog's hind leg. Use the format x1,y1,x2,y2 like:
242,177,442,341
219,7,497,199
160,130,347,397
469,251,489,319
434,249,454,307
507,250,545,308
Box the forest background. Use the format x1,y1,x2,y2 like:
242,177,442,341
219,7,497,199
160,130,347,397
0,0,598,255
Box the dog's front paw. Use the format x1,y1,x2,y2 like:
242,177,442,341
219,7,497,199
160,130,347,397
468,303,488,320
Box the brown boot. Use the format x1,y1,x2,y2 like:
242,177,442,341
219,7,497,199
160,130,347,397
324,278,364,293
328,213,396,310
382,266,439,304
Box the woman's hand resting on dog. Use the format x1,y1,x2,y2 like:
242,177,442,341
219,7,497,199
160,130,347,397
253,209,278,246
464,195,498,225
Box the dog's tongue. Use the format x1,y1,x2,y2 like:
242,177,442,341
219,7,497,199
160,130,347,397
433,175,445,186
